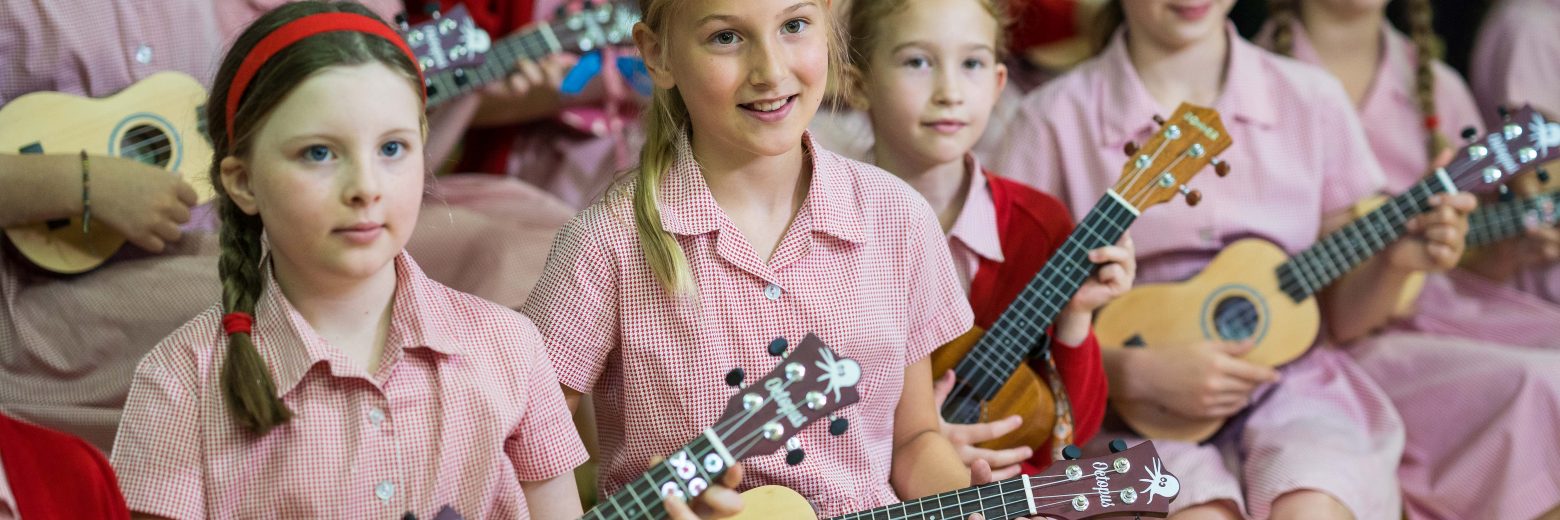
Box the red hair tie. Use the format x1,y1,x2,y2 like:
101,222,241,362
1424,115,1440,131
225,12,425,141
223,312,255,336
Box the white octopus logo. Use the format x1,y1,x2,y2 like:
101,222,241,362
1532,114,1560,153
1139,457,1180,504
813,349,861,401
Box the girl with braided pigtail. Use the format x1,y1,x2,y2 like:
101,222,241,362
1258,2,1560,518
102,2,683,518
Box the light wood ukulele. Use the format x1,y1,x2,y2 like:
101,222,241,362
731,440,1179,519
0,71,216,273
931,103,1232,451
0,4,637,274
1096,106,1560,442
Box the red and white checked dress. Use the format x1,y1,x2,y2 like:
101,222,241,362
110,253,587,519
524,132,974,517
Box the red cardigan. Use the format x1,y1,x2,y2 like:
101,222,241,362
966,172,1109,472
0,413,128,519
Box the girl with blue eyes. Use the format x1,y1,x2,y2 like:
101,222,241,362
524,0,982,516
108,3,649,517
844,0,1129,481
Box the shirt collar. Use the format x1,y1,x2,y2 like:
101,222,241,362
656,130,867,244
1097,22,1277,149
257,252,463,396
946,155,1004,264
1285,20,1412,108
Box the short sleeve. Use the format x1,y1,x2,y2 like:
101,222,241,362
1314,79,1388,215
903,203,975,365
521,214,622,394
109,343,207,520
504,319,590,481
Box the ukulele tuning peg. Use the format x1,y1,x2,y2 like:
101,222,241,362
785,449,806,466
725,367,745,388
1180,186,1202,206
1499,185,1516,202
422,2,440,18
1109,439,1130,454
1123,141,1139,156
1462,126,1479,141
1212,158,1231,177
829,416,849,436
767,337,788,357
394,12,409,30
1061,444,1083,460
1539,168,1551,183
1498,105,1511,120
1152,114,1166,126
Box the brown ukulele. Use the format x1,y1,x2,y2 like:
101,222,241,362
1096,106,1560,442
730,440,1180,519
932,103,1233,451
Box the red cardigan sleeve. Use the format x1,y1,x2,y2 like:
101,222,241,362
0,413,129,520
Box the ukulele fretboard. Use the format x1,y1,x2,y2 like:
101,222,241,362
943,191,1137,424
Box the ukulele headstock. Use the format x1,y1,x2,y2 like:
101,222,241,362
403,4,489,76
650,334,859,501
715,334,860,461
549,0,638,53
1112,103,1233,211
1442,105,1559,192
1029,440,1179,519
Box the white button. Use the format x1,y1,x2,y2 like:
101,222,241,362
375,480,395,501
368,407,385,426
134,44,152,64
764,283,782,301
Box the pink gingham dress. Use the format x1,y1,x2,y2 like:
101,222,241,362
993,26,1406,519
110,253,588,518
524,131,974,517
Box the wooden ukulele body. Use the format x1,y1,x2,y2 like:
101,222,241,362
1094,238,1319,442
0,72,214,273
930,327,1056,451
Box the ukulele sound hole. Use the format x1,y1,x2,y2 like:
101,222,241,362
1211,295,1260,341
118,124,173,167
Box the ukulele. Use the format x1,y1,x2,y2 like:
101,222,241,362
1096,106,1560,442
401,1,639,109
730,440,1179,519
0,71,217,274
1467,180,1560,249
0,4,637,274
581,333,861,519
932,103,1232,451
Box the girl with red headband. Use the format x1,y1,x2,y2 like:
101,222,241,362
107,3,734,518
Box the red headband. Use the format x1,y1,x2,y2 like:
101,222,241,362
226,12,425,141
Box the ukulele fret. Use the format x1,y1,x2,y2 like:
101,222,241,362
945,192,1138,419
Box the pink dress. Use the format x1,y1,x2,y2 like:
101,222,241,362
523,132,974,517
220,0,579,310
993,26,1406,519
0,0,225,453
1267,22,1560,520
1470,0,1560,306
111,253,587,518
